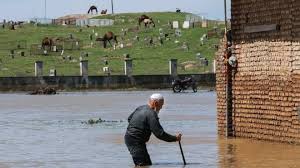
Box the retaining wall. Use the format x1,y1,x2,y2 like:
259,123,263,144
0,74,215,91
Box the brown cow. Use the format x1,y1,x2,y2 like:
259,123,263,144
143,19,155,28
41,37,53,50
41,37,65,50
138,15,155,27
96,31,118,48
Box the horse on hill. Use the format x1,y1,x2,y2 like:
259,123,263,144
96,31,118,48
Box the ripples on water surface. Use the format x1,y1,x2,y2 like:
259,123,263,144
0,91,300,168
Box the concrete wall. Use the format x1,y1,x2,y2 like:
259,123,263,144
217,0,300,143
0,74,215,91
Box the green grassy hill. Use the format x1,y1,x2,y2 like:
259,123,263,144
0,12,223,77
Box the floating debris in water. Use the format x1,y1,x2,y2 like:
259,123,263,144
28,87,57,95
82,118,124,125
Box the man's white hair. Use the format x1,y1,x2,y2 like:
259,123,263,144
150,93,164,101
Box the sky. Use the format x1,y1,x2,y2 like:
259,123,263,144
0,0,230,21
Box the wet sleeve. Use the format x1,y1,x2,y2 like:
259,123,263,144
148,113,177,142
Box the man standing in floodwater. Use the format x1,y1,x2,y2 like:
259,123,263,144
124,93,182,166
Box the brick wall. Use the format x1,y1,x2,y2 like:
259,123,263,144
217,0,300,143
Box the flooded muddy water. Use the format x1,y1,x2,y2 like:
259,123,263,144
0,91,300,168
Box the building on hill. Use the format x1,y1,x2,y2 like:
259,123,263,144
30,18,53,24
53,14,114,27
217,0,300,143
53,14,90,25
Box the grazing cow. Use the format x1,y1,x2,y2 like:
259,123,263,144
138,15,149,25
41,37,65,50
41,37,53,50
96,31,118,48
138,15,155,27
143,19,155,28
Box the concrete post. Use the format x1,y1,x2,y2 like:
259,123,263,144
35,61,43,77
80,60,88,76
202,20,208,28
213,59,216,73
169,59,178,76
124,58,133,76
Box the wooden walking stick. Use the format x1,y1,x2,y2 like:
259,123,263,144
179,140,187,165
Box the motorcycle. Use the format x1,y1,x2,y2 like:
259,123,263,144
172,77,197,93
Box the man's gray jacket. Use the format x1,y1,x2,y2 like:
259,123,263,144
125,105,177,143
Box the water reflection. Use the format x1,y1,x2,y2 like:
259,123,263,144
218,138,237,168
218,137,300,168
